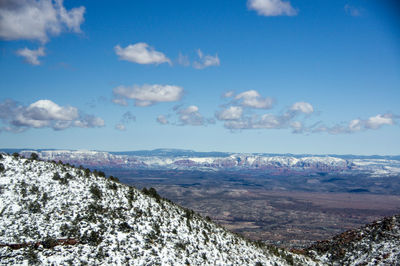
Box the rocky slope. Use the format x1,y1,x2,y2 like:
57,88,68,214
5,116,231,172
306,214,400,265
0,153,316,265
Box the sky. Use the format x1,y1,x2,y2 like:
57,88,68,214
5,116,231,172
0,0,399,155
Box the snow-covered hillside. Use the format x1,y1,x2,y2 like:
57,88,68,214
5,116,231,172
0,153,316,265
306,214,400,265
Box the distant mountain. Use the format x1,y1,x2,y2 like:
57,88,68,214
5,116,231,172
112,148,231,158
11,149,400,177
0,153,314,265
306,214,400,265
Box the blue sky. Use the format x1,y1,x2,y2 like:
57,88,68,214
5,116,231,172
0,0,399,155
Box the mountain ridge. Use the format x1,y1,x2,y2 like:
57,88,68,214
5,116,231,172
1,148,400,160
9,149,400,178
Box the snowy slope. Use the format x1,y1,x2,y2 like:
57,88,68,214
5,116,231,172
0,153,317,265
306,214,400,265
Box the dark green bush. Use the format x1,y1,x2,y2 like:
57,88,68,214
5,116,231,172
107,182,118,191
175,242,186,250
142,187,161,201
64,173,72,180
84,168,91,178
0,163,4,172
28,201,41,213
42,237,58,248
41,192,49,206
98,171,106,177
109,176,119,182
30,185,39,194
26,247,39,264
30,153,39,160
60,177,69,185
85,231,103,246
119,222,132,232
52,172,61,180
90,185,102,200
88,202,104,214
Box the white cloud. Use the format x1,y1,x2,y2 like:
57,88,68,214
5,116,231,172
348,119,362,132
223,113,284,130
235,90,274,109
290,102,314,114
156,115,169,125
254,114,282,129
115,124,126,131
26,99,78,121
113,84,184,107
216,106,243,120
365,114,394,129
177,52,190,66
56,0,85,32
222,90,235,98
0,0,85,43
290,121,304,133
344,4,362,17
112,98,128,106
16,46,45,65
114,111,136,131
73,115,105,129
247,0,297,17
0,99,104,131
121,111,136,123
177,105,206,126
157,105,213,126
115,43,171,65
193,49,220,69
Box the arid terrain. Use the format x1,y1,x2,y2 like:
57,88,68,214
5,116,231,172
110,169,400,248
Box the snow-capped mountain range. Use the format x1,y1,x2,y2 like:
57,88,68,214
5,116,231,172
14,149,400,177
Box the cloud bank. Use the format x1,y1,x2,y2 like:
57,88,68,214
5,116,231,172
0,99,104,132
313,114,397,134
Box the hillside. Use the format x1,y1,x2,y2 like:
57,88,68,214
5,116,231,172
306,214,400,265
0,153,315,265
